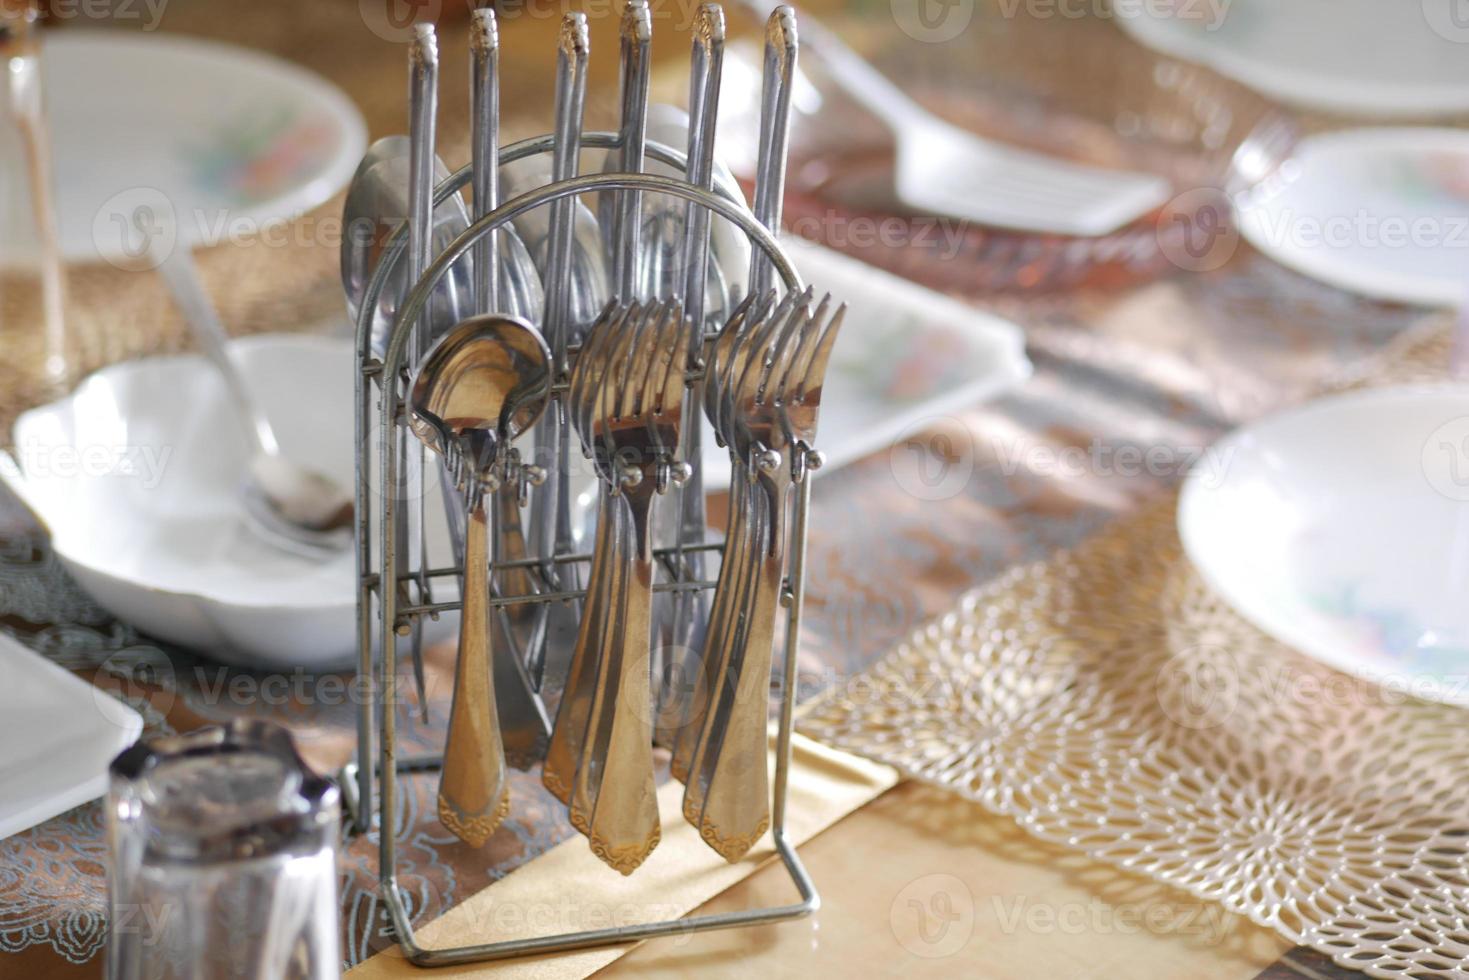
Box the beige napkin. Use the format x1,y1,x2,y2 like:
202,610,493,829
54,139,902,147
347,733,898,979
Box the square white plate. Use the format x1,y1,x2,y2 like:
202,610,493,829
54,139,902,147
700,237,1032,487
0,634,143,839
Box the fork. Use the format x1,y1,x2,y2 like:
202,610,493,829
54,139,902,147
668,293,768,782
582,302,691,874
684,291,844,861
669,291,787,784
542,301,638,807
673,293,792,783
678,290,806,842
544,301,691,873
563,304,651,839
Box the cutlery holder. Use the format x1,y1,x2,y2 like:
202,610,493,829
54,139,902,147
343,145,821,966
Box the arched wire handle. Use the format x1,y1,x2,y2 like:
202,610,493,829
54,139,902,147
371,166,804,724
381,172,799,380
353,130,756,366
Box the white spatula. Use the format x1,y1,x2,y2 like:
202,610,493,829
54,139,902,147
747,2,1173,237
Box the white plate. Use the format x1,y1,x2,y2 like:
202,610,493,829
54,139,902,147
0,633,142,840
1,334,455,671
1179,385,1469,708
698,238,1032,487
1117,0,1469,118
1238,129,1469,307
2,30,365,264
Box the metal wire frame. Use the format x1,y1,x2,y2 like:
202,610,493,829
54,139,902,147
347,143,820,965
349,131,744,828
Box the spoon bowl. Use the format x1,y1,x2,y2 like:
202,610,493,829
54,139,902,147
409,313,554,451
341,137,546,359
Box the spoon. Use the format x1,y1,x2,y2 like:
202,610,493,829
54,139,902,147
517,14,603,697
410,313,553,846
340,135,544,364
340,133,545,722
155,245,353,557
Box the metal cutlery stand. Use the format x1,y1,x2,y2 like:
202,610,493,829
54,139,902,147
341,129,821,964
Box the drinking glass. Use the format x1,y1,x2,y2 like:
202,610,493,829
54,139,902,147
0,0,70,415
105,720,342,980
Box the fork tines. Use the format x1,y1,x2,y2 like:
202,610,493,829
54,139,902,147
672,287,844,862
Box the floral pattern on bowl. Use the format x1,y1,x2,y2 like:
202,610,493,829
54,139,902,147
184,105,344,208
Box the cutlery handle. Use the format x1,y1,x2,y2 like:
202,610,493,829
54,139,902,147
537,14,591,629
748,6,798,298
438,499,510,847
155,246,275,461
612,0,651,298
406,24,441,700
407,23,439,358
584,493,661,875
488,469,554,769
492,479,541,644
470,8,501,315
566,494,631,836
678,475,761,823
660,3,727,684
737,0,922,132
670,472,751,782
693,477,787,861
544,13,590,363
682,2,725,331
543,490,620,803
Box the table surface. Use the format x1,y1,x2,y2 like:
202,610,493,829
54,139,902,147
0,2,1435,978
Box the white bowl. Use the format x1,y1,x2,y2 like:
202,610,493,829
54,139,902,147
1179,385,1469,708
1,334,452,671
9,30,366,264
1238,129,1469,308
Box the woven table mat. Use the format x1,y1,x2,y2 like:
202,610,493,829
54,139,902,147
798,323,1469,979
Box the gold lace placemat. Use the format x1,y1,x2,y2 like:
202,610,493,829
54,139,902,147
798,323,1469,979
